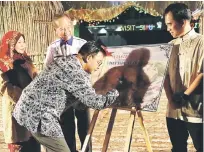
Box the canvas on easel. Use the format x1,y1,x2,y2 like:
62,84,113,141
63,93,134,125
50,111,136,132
91,43,172,111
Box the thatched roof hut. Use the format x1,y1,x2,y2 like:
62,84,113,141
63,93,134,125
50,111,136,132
64,1,203,34
0,1,64,70
62,1,203,12
63,1,203,20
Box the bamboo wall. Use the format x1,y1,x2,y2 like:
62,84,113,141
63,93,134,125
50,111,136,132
0,1,64,71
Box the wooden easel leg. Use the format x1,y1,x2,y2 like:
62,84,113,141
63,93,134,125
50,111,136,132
102,108,117,152
124,107,136,152
137,110,153,152
81,110,100,152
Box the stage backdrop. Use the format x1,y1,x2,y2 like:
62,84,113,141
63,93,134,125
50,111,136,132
91,43,172,112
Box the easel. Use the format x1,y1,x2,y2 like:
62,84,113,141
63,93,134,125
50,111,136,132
81,107,153,152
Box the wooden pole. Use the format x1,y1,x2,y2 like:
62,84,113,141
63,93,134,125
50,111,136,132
137,110,153,152
124,107,136,152
102,108,117,152
81,110,100,152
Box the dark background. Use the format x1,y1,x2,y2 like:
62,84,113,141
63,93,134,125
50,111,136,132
77,7,199,46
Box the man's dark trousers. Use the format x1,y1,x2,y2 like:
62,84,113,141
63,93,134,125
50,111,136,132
166,117,203,152
60,107,91,152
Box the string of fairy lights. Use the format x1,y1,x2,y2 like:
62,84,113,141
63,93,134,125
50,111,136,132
66,2,163,26
67,1,202,29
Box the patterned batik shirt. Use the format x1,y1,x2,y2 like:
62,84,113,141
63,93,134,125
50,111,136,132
13,55,119,137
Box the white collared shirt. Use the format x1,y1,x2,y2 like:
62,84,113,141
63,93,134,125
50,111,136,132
44,36,86,67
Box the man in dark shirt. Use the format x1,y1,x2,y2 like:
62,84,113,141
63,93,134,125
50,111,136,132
13,41,121,152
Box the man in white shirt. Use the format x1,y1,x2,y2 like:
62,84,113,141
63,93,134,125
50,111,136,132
44,14,91,152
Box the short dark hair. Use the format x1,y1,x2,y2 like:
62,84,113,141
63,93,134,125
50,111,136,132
96,39,106,47
164,3,191,23
78,41,106,62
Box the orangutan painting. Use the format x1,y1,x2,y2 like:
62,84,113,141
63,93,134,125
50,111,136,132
91,44,172,111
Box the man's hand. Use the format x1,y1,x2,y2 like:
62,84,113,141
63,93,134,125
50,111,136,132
172,91,189,107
